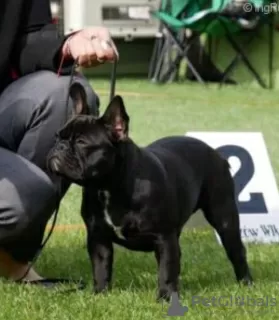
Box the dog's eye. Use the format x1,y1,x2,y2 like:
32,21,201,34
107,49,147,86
76,138,87,145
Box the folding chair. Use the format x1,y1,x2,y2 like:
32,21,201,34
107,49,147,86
148,0,239,83
148,0,205,83
149,0,274,88
219,2,275,88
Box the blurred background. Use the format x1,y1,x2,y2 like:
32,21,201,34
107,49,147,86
51,0,160,77
50,0,279,88
49,0,279,230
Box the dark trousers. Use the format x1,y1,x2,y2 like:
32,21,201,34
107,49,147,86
0,70,99,262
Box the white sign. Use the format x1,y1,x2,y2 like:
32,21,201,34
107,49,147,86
186,132,279,244
128,6,150,20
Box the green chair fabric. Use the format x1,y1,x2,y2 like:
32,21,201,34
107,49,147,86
149,0,274,88
152,0,270,36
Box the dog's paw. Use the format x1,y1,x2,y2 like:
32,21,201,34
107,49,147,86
93,285,111,295
157,289,172,302
239,275,253,287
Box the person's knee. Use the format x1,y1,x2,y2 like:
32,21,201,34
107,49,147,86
0,181,57,261
73,74,100,116
28,71,98,120
0,71,100,165
0,198,29,241
39,71,100,118
0,70,99,129
0,161,57,243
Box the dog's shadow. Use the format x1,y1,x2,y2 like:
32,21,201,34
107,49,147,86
35,236,279,295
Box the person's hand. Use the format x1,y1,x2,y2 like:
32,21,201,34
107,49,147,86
61,27,119,68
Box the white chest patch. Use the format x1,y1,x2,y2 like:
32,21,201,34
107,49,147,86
102,191,125,239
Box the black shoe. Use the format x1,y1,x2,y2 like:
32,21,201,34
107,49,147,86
16,278,86,290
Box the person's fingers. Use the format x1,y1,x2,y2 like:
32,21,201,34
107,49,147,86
74,42,86,66
82,37,105,67
66,29,119,67
91,37,106,63
101,40,116,60
69,37,94,67
84,39,98,66
76,41,91,67
86,29,118,61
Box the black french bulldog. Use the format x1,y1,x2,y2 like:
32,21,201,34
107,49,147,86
47,86,253,301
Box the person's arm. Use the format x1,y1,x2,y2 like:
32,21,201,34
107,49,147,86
13,23,74,77
10,0,117,77
6,0,119,80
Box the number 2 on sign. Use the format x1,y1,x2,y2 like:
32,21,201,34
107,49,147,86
216,145,268,214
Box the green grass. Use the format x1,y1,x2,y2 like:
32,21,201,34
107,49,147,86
2,80,279,319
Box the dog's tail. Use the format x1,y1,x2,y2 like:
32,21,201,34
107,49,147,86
112,234,155,252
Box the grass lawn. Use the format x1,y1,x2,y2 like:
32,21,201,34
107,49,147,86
1,80,279,319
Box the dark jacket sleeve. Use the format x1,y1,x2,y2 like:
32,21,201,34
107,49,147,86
13,23,74,76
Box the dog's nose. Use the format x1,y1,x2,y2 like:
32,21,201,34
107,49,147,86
56,143,68,152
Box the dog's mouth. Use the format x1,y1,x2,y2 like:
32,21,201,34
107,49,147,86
47,155,63,174
47,154,86,186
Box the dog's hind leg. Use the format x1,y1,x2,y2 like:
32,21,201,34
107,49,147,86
202,181,253,286
154,232,181,302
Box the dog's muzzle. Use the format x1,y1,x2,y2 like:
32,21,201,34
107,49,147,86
48,156,63,173
47,141,70,173
47,156,63,173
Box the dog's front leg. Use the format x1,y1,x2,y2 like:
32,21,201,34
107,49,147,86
81,187,114,293
88,235,114,293
154,232,181,302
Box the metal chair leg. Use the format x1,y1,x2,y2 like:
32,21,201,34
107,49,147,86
268,13,274,89
165,26,205,83
151,37,170,82
226,33,266,88
219,56,240,87
219,18,267,88
148,36,162,80
220,33,256,87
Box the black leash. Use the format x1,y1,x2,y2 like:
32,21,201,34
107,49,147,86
110,60,117,102
16,56,117,293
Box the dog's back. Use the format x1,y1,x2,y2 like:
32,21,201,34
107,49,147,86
145,136,232,224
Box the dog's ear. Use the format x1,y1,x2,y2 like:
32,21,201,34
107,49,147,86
69,83,89,115
101,95,129,140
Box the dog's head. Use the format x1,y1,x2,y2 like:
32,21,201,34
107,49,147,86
47,88,129,186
